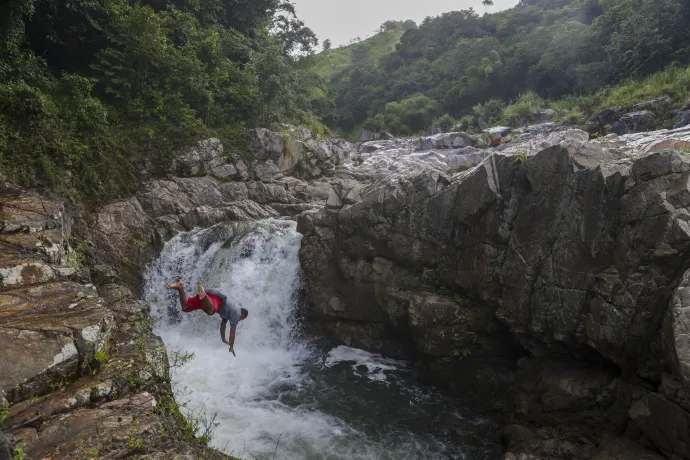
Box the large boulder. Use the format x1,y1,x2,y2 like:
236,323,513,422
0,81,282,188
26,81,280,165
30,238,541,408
610,110,656,135
245,128,284,164
84,197,158,287
245,127,355,181
590,107,623,126
174,138,237,180
675,110,690,129
0,282,112,404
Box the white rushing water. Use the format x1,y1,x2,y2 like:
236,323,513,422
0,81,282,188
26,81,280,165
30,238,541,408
143,219,497,460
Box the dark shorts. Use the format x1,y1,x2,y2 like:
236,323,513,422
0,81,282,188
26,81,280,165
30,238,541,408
187,293,223,314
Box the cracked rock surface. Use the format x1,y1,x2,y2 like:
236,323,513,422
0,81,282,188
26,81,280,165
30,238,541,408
0,186,231,459
298,126,690,459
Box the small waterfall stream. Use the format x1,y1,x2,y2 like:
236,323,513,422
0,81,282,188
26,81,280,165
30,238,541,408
143,219,498,459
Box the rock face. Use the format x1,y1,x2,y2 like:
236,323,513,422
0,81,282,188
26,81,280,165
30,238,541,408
81,174,329,288
675,110,690,129
298,125,690,459
610,110,655,135
0,187,229,459
245,127,356,180
591,97,673,135
510,109,558,127
417,132,473,150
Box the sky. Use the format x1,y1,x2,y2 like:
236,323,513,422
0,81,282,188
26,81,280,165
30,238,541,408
292,0,519,48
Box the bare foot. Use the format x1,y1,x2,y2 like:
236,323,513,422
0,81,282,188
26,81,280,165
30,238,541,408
198,283,207,299
167,281,183,290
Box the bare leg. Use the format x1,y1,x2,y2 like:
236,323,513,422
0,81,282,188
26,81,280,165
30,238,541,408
198,283,215,315
168,281,189,312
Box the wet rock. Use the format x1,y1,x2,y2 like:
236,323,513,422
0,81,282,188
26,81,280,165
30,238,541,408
591,438,665,460
0,432,10,460
663,268,690,384
407,292,467,357
300,125,690,458
629,392,690,458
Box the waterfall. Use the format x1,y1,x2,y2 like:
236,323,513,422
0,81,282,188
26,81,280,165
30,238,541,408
143,219,497,460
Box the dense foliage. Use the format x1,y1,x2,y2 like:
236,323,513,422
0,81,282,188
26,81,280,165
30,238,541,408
4,0,690,199
319,0,690,136
0,0,321,200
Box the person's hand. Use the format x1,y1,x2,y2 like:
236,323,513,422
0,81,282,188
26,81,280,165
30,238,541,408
229,346,236,357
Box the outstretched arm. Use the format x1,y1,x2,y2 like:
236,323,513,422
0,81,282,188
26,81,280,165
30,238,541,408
228,326,236,357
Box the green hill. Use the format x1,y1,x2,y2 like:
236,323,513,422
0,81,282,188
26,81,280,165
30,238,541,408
314,0,690,137
311,21,413,80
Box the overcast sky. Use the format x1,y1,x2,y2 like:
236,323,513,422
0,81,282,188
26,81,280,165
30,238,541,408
292,0,519,48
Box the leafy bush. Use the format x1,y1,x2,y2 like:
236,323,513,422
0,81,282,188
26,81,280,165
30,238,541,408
0,0,320,202
503,91,548,120
433,114,455,132
381,94,439,136
472,99,505,124
455,115,475,132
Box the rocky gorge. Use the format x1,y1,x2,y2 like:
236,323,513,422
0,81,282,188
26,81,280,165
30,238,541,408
3,121,690,459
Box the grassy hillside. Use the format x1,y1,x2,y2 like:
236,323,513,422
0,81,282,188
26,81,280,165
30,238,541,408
310,21,412,80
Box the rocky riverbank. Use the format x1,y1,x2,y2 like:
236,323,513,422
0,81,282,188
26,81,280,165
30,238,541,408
3,121,690,459
0,127,358,459
0,185,232,459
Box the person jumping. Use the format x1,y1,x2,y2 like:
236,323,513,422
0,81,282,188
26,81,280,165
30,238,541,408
167,281,248,356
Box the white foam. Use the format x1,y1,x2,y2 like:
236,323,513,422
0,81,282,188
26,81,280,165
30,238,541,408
324,345,407,382
143,219,487,460
143,220,368,458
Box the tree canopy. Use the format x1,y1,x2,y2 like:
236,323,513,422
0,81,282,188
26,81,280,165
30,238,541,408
0,0,321,200
317,0,690,136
